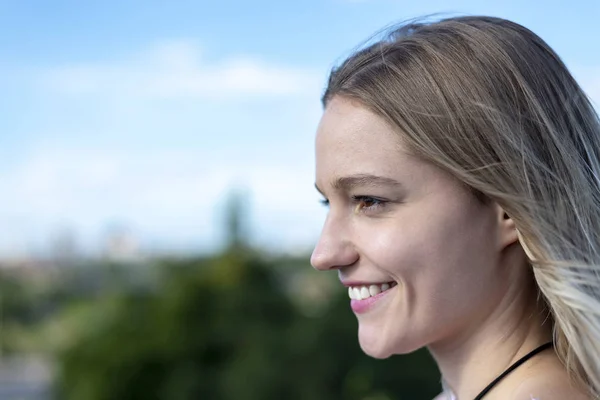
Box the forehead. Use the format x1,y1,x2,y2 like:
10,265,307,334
315,97,411,176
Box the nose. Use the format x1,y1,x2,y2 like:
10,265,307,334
310,215,359,271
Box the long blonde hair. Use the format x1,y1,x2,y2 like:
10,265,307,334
322,15,600,397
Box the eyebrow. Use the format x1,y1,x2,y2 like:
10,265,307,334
315,174,404,194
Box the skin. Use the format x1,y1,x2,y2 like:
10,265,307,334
311,96,590,399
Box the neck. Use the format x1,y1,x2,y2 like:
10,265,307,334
428,270,553,399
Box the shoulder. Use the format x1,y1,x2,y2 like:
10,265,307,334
509,370,591,400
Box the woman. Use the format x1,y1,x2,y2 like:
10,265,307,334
311,16,599,399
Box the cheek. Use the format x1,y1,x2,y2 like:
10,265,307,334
355,221,417,277
409,205,501,332
357,205,499,314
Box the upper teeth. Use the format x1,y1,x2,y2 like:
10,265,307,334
349,283,392,300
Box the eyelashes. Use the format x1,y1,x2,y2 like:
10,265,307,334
319,195,388,214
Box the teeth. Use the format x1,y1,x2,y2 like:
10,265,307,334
360,287,370,300
347,282,394,300
369,285,381,296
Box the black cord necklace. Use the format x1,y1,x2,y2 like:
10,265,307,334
472,341,554,399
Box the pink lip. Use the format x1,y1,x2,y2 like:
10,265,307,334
350,286,394,314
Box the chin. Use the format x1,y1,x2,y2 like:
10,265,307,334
358,324,425,358
359,339,393,359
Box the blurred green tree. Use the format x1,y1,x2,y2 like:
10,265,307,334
223,188,249,252
54,251,440,400
0,270,40,355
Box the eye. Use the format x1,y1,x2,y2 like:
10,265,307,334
352,195,387,214
319,198,330,207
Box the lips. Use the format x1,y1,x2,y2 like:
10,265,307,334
342,281,398,314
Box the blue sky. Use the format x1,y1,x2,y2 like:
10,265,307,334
1,0,599,258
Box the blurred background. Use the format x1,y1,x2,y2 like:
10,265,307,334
0,0,598,399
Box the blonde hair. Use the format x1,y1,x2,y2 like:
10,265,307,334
322,15,600,397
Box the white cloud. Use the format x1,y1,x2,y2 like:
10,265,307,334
42,40,323,100
0,38,328,258
0,144,324,257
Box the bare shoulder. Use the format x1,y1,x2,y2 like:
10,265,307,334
485,351,593,400
509,365,591,400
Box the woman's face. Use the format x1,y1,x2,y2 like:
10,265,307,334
312,96,516,358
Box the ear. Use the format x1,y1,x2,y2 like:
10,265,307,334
494,203,519,250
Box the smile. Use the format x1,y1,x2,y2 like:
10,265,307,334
348,281,397,300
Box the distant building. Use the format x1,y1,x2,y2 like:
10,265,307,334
101,224,142,262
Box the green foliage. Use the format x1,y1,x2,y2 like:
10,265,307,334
0,270,40,354
53,251,441,400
